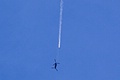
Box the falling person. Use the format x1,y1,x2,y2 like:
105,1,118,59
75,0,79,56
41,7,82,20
52,59,60,71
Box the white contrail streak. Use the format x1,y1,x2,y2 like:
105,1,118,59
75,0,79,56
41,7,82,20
58,0,63,48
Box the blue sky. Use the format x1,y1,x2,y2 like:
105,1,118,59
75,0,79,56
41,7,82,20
0,0,120,80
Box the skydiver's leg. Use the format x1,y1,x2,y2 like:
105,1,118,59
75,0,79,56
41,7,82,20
55,68,58,71
51,66,55,69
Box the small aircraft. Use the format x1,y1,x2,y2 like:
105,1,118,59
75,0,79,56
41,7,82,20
52,59,60,71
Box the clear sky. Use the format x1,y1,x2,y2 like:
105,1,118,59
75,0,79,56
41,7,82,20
0,0,120,80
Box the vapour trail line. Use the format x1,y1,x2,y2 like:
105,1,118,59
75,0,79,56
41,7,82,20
58,0,63,48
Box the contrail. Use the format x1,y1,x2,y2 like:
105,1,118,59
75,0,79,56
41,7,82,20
58,0,63,48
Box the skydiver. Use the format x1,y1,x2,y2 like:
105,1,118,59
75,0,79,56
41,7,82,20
52,59,60,71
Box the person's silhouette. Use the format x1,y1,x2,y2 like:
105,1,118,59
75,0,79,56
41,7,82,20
52,59,60,71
